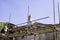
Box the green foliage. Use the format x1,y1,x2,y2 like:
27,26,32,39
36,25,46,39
0,22,10,32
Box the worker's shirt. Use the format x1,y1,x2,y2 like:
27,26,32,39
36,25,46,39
4,26,8,32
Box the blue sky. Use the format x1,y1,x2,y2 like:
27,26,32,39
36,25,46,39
0,0,60,25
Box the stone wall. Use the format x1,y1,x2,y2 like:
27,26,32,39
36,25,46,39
15,32,54,40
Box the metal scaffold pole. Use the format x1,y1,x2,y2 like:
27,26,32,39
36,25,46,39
53,0,57,40
53,0,55,26
9,13,11,22
34,34,36,40
57,2,60,24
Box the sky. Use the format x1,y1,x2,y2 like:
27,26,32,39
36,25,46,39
0,0,60,25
